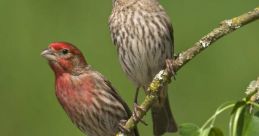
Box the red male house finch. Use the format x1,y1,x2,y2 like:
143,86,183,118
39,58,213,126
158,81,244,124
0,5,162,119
41,42,139,136
109,0,177,135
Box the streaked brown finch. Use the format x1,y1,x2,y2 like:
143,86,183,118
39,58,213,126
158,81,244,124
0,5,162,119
109,0,177,135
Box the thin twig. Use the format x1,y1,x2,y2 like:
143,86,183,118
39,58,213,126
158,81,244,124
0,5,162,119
117,7,259,136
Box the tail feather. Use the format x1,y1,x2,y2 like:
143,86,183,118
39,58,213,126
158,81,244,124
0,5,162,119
151,86,177,136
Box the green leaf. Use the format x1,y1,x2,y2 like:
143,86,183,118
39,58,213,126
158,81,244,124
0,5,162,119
201,102,235,131
209,127,224,136
199,127,223,136
242,111,259,136
199,128,210,136
229,102,247,136
231,101,246,114
199,127,224,136
236,106,249,136
179,123,200,136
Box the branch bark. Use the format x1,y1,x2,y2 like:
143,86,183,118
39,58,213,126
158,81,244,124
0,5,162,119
246,77,259,103
117,6,259,136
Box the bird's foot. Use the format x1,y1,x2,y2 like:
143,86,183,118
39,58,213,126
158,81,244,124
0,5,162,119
165,59,176,80
118,120,131,134
133,103,148,126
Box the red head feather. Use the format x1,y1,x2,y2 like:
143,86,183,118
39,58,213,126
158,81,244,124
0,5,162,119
43,42,87,76
49,42,82,55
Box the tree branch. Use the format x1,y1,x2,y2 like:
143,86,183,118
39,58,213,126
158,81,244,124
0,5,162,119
116,7,259,136
246,77,259,103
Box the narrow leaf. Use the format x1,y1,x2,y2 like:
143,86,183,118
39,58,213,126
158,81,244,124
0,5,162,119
179,123,200,136
229,102,246,136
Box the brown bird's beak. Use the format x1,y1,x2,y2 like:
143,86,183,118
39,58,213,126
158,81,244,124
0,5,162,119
41,48,56,61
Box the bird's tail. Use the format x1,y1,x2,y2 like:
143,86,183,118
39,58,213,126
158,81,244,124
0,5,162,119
151,86,177,136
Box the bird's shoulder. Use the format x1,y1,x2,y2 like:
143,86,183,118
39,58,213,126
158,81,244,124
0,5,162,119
81,67,132,115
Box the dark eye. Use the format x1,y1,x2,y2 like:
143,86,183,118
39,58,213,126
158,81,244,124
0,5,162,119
62,49,69,55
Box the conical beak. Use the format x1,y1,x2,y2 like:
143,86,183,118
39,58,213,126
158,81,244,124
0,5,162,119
41,48,56,61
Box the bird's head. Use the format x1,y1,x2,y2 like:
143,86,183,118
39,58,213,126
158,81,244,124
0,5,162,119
41,42,87,75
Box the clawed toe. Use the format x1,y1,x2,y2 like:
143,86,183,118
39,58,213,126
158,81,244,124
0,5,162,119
133,103,148,126
165,59,176,80
118,120,131,134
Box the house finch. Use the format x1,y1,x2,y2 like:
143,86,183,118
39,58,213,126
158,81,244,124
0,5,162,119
41,42,139,136
109,0,177,135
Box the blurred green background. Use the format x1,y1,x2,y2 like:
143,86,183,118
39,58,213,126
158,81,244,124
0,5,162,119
0,0,258,136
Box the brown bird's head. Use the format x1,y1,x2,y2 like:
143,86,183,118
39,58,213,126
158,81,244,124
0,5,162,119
41,42,87,75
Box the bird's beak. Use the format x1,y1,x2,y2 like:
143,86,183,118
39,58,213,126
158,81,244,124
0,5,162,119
41,48,56,61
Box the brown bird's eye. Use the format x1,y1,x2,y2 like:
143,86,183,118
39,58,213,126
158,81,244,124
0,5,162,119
62,49,69,55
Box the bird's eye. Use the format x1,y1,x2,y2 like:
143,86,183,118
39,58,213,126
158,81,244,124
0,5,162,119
62,49,69,55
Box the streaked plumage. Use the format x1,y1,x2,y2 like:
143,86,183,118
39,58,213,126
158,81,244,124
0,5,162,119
42,42,139,136
109,0,177,135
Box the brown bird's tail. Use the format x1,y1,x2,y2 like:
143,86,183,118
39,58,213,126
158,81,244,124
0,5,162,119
151,86,177,136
